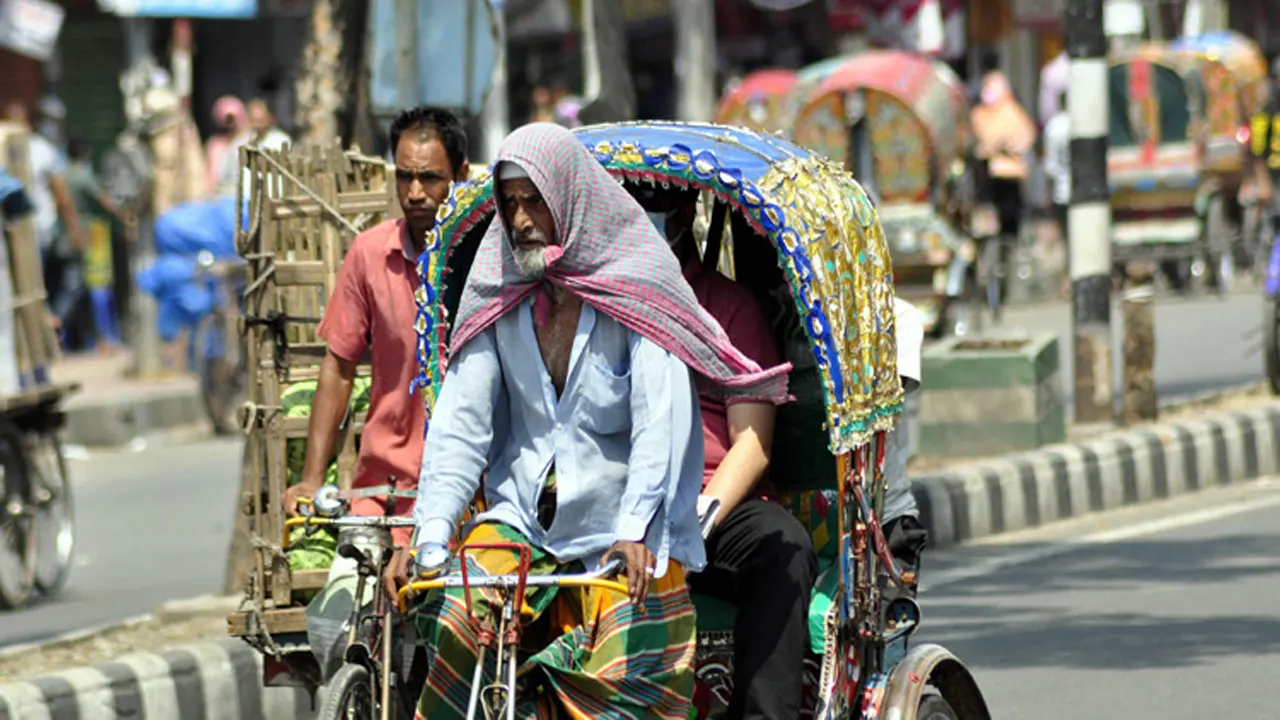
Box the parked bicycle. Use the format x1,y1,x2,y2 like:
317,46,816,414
192,251,248,435
0,409,75,610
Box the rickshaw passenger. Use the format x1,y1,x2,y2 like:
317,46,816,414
644,189,818,720
406,123,792,719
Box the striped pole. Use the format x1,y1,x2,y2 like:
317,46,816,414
1065,0,1114,424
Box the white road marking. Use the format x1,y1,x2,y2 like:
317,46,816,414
920,488,1280,594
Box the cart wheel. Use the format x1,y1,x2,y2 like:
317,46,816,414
195,309,246,436
917,693,961,720
0,431,36,610
1265,297,1280,396
317,663,376,720
29,431,73,596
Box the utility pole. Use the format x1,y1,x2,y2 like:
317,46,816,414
1065,0,1114,425
674,0,717,122
481,2,509,162
578,0,636,124
395,0,419,108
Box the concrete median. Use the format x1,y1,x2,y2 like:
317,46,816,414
61,380,207,449
0,637,311,720
913,403,1280,547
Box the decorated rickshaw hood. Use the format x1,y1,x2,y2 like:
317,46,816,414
413,121,904,453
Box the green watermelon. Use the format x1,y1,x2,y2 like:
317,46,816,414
282,376,374,600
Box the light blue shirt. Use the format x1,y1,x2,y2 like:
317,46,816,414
414,299,707,576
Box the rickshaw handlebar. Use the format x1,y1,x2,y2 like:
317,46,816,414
395,555,630,612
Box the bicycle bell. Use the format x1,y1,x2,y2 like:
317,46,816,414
312,484,348,517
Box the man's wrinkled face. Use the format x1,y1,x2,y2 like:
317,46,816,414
395,132,459,239
500,176,558,278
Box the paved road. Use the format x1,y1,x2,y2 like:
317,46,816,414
0,437,241,648
916,478,1280,719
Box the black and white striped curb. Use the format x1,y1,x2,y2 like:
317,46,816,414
0,638,312,720
912,403,1280,548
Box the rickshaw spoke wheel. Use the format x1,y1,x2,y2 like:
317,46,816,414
29,431,74,596
917,692,960,720
195,309,247,436
0,431,36,610
317,663,376,720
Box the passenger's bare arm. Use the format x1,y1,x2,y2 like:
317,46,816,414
702,401,776,522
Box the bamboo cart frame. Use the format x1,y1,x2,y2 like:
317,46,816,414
225,141,397,656
0,123,81,611
0,123,71,390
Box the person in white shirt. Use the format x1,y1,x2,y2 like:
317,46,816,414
3,101,86,334
883,298,929,597
1042,92,1071,241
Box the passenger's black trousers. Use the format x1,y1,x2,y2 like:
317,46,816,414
688,499,818,720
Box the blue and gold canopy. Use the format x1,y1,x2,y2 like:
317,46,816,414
413,121,903,452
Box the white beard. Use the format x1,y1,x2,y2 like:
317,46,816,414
512,246,547,278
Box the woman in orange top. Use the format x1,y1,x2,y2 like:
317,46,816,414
971,71,1037,241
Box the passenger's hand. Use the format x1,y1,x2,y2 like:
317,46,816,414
282,479,324,518
603,541,656,609
383,548,410,602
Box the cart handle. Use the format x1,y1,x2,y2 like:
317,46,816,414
281,513,415,550
396,556,629,613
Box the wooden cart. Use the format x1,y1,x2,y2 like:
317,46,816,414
0,123,80,610
223,140,397,686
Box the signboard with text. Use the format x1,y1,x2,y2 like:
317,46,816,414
0,0,64,62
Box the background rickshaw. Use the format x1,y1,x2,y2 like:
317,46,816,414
400,121,990,720
1170,31,1270,282
783,54,860,134
791,50,975,338
1108,42,1225,292
715,69,798,135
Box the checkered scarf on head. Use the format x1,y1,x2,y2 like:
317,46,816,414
447,122,793,403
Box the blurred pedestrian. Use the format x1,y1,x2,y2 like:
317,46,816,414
204,96,249,196
971,70,1036,242
3,101,86,334
66,137,134,354
1042,91,1070,241
247,98,292,150
528,85,557,124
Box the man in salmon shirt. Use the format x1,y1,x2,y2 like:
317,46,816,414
281,106,469,675
634,185,817,720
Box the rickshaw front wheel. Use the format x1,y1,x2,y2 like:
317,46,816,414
917,693,961,719
317,662,377,720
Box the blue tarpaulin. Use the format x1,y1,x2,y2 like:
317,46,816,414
153,195,241,258
136,196,245,342
0,169,33,221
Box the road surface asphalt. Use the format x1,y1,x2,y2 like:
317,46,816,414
0,437,241,648
917,478,1280,720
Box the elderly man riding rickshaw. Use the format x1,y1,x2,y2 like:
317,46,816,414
306,121,989,720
